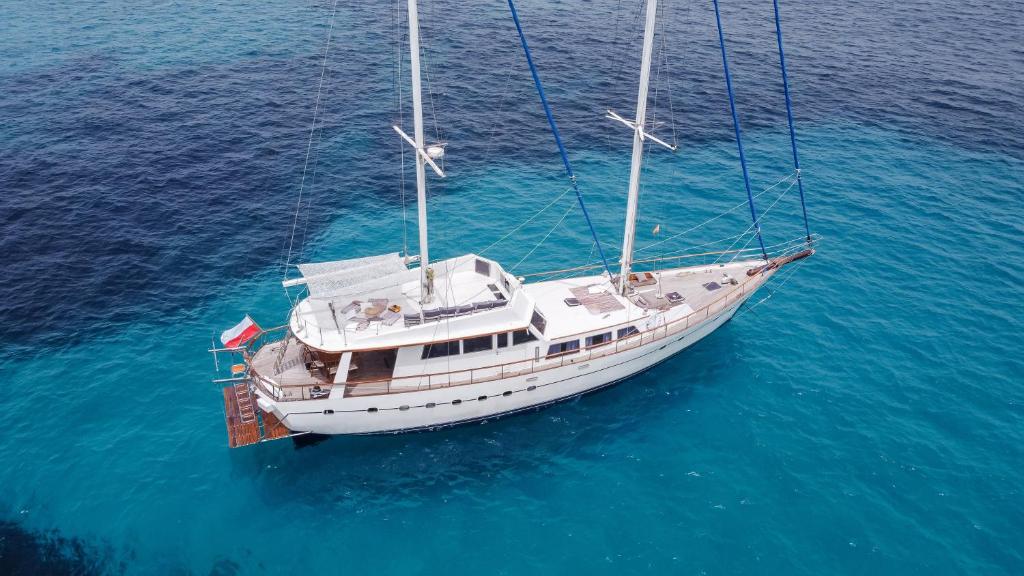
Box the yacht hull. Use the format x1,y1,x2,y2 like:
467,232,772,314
259,296,746,436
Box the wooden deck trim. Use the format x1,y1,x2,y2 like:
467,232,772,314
223,385,293,448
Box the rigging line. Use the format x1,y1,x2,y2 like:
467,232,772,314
507,0,614,278
606,169,794,261
511,200,577,272
724,180,797,261
660,0,682,147
283,0,340,281
604,0,646,153
712,0,767,261
654,229,752,259
478,186,574,256
483,53,518,160
299,25,343,264
636,170,796,253
772,0,811,242
538,238,599,283
734,253,807,318
605,0,623,152
297,95,327,264
395,0,409,258
416,1,443,147
714,178,795,264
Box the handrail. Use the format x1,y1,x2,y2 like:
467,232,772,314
249,251,811,400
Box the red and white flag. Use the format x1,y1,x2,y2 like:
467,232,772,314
220,315,261,348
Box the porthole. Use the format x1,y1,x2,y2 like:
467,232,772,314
426,402,436,408
323,409,335,415
527,385,537,391
367,407,378,413
399,405,410,411
452,399,462,405
502,390,512,397
478,395,488,402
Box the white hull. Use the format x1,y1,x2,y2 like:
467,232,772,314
258,296,745,435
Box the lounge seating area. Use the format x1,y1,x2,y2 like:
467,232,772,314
404,298,508,326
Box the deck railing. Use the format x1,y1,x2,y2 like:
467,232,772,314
247,257,788,401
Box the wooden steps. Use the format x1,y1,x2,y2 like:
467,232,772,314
222,384,293,448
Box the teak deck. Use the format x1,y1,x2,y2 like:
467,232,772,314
222,384,291,448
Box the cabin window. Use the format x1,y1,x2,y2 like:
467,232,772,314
497,332,509,348
546,340,580,358
617,326,640,338
462,335,493,354
530,310,547,334
475,259,491,276
512,329,537,345
421,340,460,359
586,332,612,347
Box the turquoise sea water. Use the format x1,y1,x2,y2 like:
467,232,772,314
2,0,1022,574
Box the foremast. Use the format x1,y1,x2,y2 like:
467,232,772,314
614,0,675,295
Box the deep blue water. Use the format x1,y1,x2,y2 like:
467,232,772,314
1,0,1022,574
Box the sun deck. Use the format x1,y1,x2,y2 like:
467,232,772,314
521,260,761,340
288,254,530,352
628,262,752,312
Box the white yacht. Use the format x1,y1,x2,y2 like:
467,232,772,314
212,0,815,446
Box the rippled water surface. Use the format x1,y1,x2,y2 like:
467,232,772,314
1,0,1021,574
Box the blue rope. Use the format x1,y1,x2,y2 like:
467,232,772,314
507,0,614,278
773,0,811,242
712,0,768,260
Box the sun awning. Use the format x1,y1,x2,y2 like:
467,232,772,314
284,253,413,298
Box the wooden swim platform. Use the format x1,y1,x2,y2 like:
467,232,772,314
222,382,292,448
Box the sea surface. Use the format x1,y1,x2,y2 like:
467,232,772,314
1,0,1022,574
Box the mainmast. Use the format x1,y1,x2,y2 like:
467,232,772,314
393,0,445,303
407,0,433,302
613,0,674,295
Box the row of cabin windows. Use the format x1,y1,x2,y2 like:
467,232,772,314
546,325,640,358
421,329,538,360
